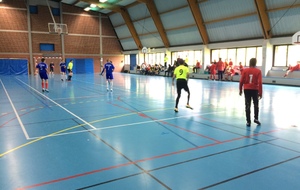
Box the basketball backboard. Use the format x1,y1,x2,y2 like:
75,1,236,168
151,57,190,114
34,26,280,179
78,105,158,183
292,31,300,45
48,23,68,35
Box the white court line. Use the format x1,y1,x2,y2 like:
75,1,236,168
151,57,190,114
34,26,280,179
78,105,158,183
28,111,225,140
16,78,97,130
0,79,30,139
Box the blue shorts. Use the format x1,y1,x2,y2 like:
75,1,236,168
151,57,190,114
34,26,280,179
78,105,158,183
61,68,66,73
39,72,48,80
106,73,113,80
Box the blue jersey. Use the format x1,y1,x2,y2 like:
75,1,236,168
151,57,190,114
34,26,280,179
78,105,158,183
36,62,48,80
103,62,114,74
36,62,48,73
60,62,66,72
101,62,115,80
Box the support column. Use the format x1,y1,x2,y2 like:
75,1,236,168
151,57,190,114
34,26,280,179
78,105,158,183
26,1,33,75
60,2,65,60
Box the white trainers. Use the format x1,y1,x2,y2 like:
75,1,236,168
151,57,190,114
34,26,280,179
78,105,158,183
186,105,193,110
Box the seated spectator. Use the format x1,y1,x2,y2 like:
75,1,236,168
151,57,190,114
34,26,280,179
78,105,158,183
141,62,147,74
284,61,300,77
193,60,202,73
224,65,235,81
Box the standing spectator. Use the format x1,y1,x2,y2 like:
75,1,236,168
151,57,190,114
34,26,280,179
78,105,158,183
216,58,225,81
172,58,193,112
59,59,66,81
184,55,189,66
209,62,217,80
35,58,49,92
67,59,73,81
164,54,168,69
239,58,262,127
101,59,115,91
49,62,55,76
238,62,244,75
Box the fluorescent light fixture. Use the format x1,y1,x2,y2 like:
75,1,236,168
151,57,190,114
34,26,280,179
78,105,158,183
84,7,91,11
99,0,107,2
90,4,97,8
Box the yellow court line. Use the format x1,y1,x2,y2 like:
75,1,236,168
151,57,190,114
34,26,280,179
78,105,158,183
0,108,172,158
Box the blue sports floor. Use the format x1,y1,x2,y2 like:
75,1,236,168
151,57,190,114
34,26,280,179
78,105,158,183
0,73,300,190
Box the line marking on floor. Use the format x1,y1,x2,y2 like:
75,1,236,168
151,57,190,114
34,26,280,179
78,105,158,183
16,78,97,131
0,79,29,139
28,111,225,140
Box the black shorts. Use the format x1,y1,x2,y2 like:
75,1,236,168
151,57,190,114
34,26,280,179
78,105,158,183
176,79,189,94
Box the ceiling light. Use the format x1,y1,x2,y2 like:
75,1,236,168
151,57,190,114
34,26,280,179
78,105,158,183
99,0,107,3
84,7,91,11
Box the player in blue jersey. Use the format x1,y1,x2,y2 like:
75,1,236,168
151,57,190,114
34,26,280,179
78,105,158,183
101,59,115,91
35,58,49,92
59,59,66,81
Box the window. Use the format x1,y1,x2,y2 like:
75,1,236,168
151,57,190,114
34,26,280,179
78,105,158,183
212,47,262,66
40,43,55,51
171,50,203,66
52,8,60,16
274,46,287,66
29,5,38,14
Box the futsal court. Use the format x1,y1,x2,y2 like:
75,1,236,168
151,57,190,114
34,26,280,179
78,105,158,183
0,73,300,190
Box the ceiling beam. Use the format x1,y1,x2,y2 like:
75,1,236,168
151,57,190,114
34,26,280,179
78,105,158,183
186,0,209,44
80,0,143,50
113,6,143,50
254,0,272,39
137,0,170,48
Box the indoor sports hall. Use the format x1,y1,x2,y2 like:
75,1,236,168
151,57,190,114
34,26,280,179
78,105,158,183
1,0,300,189
1,73,300,189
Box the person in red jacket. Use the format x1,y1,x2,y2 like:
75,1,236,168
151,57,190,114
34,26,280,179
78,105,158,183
283,61,300,77
209,62,217,80
216,58,225,81
239,58,262,127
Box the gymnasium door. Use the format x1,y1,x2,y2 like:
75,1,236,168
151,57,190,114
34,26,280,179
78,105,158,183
130,54,137,71
0,59,28,75
65,58,94,74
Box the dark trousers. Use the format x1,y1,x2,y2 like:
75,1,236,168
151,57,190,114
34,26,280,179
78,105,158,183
218,70,223,80
244,89,259,123
175,79,190,108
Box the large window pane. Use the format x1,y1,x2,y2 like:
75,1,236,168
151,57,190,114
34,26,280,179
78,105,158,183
274,46,287,66
219,49,227,60
256,47,262,66
288,45,300,66
228,49,236,65
237,48,246,66
246,47,256,65
211,50,219,62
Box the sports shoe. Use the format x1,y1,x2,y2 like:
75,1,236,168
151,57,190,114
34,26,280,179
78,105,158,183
45,89,49,92
61,79,63,81
110,89,113,92
246,122,251,127
107,88,109,91
186,105,193,110
42,88,45,92
174,108,178,112
254,119,261,125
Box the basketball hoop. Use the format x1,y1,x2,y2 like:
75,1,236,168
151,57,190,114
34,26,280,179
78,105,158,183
292,31,300,45
56,26,62,35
